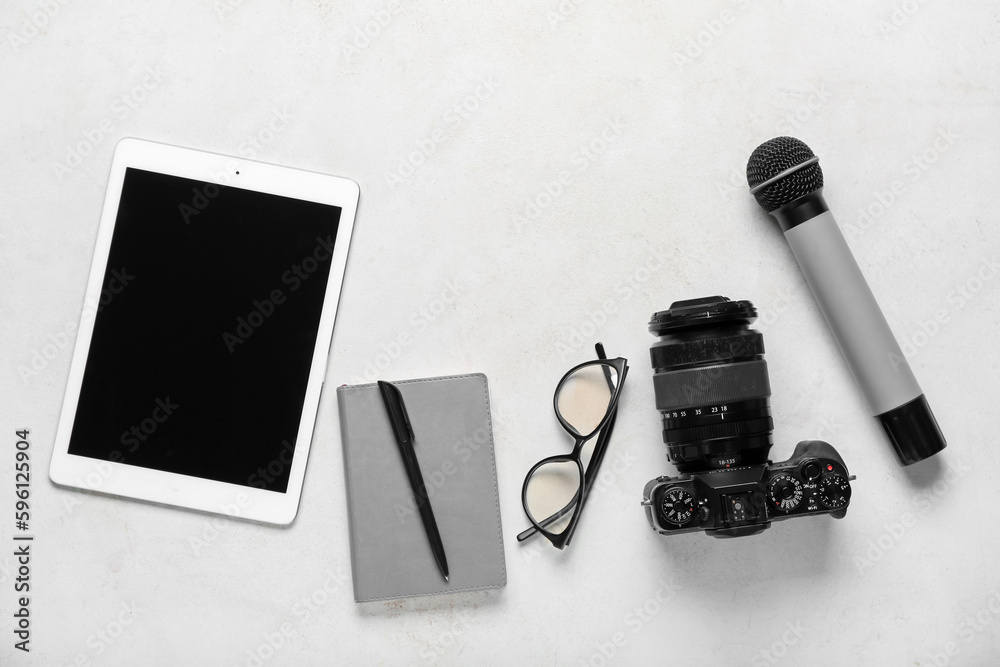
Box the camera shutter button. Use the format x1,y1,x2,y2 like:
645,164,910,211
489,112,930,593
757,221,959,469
802,461,821,480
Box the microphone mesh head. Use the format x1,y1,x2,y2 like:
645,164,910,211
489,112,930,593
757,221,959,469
746,137,823,212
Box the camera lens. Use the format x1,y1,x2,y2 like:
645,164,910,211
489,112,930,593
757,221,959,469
648,296,773,473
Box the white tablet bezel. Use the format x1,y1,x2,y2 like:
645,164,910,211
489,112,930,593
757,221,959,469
49,138,359,525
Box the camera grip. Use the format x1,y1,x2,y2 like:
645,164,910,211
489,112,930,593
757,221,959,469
784,440,847,469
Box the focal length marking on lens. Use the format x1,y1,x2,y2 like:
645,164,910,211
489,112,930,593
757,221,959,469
662,404,729,420
660,399,770,430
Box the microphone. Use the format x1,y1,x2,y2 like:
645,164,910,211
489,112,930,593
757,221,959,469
746,137,946,466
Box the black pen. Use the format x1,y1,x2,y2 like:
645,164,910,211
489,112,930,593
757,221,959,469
377,380,450,583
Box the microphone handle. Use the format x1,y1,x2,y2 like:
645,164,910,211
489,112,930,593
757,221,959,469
785,209,919,412
777,196,946,464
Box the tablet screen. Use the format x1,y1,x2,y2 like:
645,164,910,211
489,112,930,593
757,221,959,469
67,167,342,493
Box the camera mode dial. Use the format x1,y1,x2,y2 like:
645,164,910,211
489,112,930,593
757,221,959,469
768,473,803,512
818,475,851,509
661,487,695,525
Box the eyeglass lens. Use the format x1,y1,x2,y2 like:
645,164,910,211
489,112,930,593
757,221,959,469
556,363,619,437
524,459,582,535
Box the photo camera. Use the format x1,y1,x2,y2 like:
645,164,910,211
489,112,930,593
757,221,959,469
641,296,855,538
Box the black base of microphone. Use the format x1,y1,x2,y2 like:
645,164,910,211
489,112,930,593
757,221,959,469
876,394,947,466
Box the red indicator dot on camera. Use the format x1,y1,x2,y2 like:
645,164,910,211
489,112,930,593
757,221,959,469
827,464,833,471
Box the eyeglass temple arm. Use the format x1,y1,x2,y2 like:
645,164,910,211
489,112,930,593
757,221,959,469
562,409,617,546
564,343,626,546
595,342,623,397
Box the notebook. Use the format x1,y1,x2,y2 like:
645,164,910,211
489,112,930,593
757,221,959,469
336,373,506,602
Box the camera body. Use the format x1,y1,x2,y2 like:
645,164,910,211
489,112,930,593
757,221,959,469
642,440,851,537
642,296,854,538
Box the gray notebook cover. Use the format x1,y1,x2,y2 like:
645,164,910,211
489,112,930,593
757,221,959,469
336,373,506,602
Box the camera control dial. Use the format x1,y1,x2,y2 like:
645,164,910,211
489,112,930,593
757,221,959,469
819,475,851,509
768,473,804,511
661,487,695,525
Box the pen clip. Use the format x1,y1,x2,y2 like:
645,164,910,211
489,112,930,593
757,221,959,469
393,383,415,441
377,380,415,442
398,395,415,441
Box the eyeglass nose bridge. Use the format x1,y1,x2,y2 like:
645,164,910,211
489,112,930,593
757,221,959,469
524,452,584,478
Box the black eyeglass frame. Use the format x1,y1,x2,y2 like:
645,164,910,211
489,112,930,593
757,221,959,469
520,348,628,549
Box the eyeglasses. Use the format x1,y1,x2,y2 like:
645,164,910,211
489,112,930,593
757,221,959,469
519,343,628,549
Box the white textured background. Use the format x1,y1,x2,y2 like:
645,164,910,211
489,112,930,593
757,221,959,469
3,1,1000,665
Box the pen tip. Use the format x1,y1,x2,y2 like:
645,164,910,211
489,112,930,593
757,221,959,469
444,575,449,583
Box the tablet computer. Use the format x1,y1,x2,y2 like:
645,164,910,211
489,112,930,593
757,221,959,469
50,138,359,525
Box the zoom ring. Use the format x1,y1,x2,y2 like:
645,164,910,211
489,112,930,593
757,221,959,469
664,416,774,444
652,360,771,411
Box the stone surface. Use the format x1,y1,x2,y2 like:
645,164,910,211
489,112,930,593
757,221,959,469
2,0,999,664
